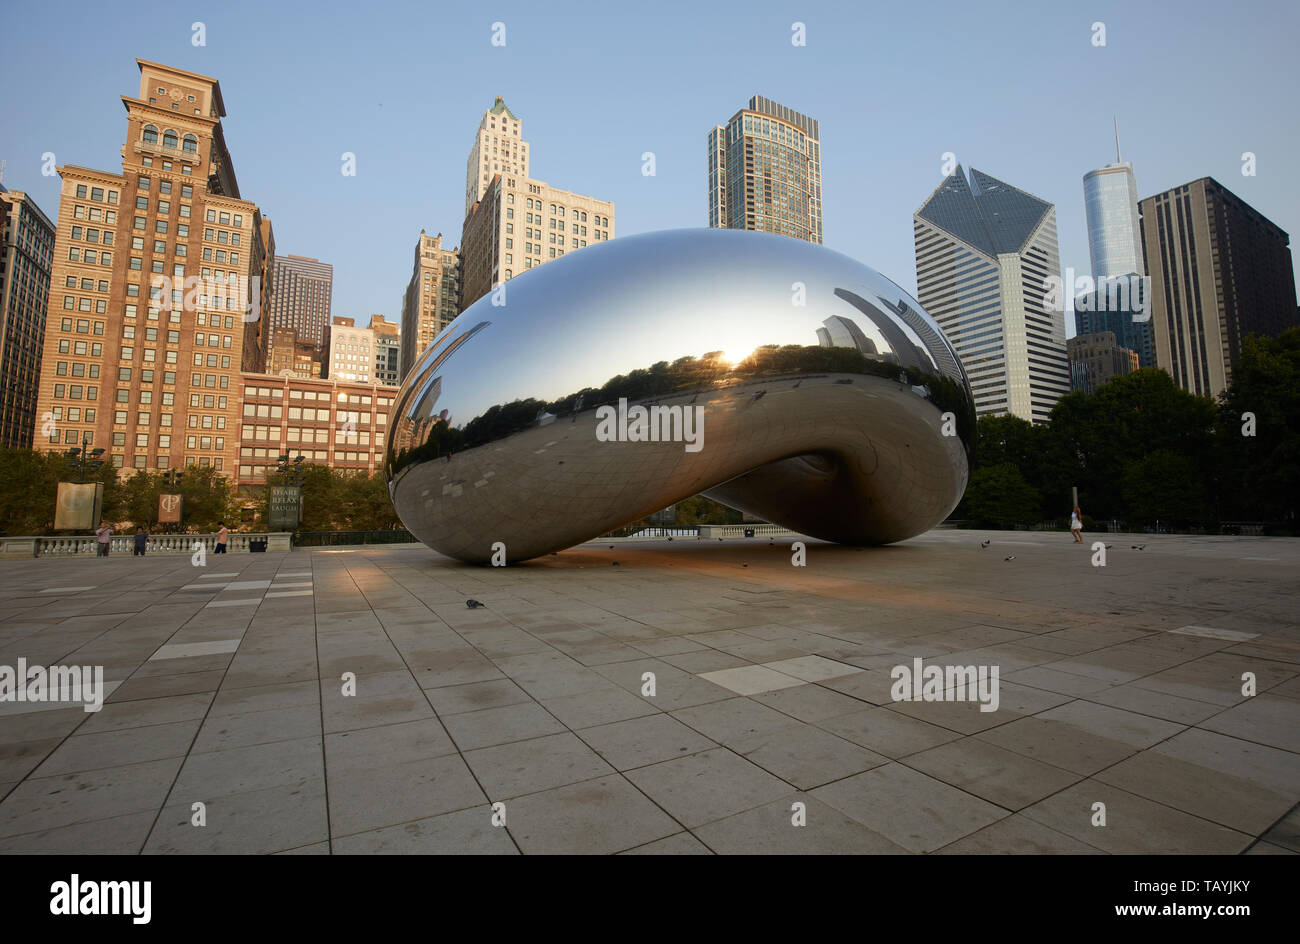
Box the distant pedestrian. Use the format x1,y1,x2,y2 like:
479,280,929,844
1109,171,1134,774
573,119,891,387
133,526,148,556
215,522,229,554
1070,506,1084,544
94,523,113,557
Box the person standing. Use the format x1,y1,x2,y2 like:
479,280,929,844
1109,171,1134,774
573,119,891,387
215,521,229,554
133,526,148,556
94,522,113,557
1070,506,1084,544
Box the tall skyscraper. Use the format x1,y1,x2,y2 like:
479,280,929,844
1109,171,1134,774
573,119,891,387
914,166,1070,423
32,59,270,474
1083,127,1145,278
708,95,822,243
1138,177,1298,397
460,173,613,309
368,314,399,387
1076,124,1153,366
267,254,332,351
0,187,55,448
465,97,530,218
399,230,459,381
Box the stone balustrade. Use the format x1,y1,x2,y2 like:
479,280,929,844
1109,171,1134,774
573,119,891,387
0,533,291,559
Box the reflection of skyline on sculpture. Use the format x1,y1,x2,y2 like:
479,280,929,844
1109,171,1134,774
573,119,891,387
386,229,974,563
392,231,970,445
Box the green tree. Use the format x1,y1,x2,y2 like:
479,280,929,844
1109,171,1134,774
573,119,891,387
964,463,1042,528
1042,368,1216,521
0,447,121,534
1122,449,1206,527
1214,328,1300,527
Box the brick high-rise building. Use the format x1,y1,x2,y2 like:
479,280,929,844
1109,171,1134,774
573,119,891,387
0,187,56,448
266,327,320,379
399,230,459,381
708,95,823,244
32,59,270,474
266,253,331,353
236,373,396,491
1139,177,1298,398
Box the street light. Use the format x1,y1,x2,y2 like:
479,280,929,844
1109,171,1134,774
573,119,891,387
64,434,105,482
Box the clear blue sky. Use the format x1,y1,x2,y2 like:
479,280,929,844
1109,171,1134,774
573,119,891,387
3,0,1297,335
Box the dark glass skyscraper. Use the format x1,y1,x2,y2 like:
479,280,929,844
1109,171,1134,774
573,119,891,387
1139,177,1298,397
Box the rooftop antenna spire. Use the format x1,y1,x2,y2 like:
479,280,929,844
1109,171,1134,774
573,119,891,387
1114,116,1122,163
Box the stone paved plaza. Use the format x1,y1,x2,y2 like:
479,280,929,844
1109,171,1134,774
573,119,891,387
0,530,1297,854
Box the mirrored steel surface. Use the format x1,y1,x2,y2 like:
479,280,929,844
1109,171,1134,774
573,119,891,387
386,228,974,564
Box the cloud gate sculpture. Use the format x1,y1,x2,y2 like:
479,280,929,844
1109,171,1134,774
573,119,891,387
386,228,975,564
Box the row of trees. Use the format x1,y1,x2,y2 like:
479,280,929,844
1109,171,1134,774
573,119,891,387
959,329,1300,532
0,451,401,534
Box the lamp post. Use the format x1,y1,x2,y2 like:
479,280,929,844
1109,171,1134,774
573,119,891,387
64,434,105,483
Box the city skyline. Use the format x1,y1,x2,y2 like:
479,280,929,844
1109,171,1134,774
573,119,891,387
3,1,1297,335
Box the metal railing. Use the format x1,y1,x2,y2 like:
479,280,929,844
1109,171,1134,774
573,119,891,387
290,530,416,548
599,526,700,538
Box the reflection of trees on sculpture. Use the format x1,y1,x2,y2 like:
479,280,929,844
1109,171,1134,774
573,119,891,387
388,343,975,477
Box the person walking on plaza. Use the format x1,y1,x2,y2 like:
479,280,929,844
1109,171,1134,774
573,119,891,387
94,522,113,557
1070,506,1084,544
215,521,229,554
133,526,148,556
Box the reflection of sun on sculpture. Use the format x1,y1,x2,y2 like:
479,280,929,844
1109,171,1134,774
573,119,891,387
386,229,975,564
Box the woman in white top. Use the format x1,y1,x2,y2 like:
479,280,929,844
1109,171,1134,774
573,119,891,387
1070,507,1083,544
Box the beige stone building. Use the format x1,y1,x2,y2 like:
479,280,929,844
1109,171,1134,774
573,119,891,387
399,230,459,381
464,96,530,217
458,94,614,309
324,315,374,383
33,60,271,475
460,173,614,309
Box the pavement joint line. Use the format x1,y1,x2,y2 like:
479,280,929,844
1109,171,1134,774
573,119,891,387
2,534,1296,853
1170,625,1260,641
